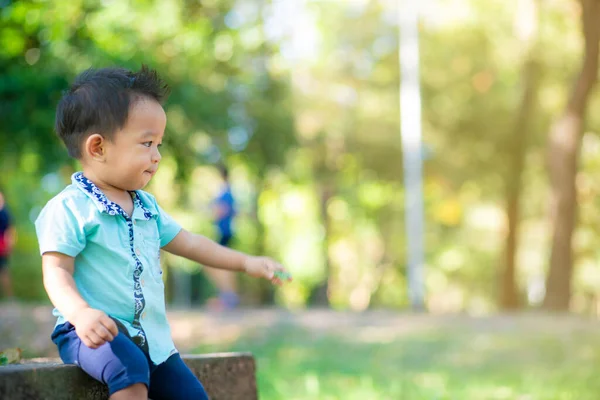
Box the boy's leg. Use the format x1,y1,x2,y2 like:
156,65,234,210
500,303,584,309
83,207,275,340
149,353,209,400
52,322,150,398
110,383,147,400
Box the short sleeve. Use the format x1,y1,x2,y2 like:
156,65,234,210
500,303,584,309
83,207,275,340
35,197,86,257
155,203,182,248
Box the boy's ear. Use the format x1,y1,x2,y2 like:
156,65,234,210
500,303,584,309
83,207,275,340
85,134,106,161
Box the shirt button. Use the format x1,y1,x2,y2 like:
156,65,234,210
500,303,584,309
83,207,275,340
135,248,141,256
141,279,145,287
142,312,147,320
133,220,137,225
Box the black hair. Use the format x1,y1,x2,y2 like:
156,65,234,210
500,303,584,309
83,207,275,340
55,65,170,159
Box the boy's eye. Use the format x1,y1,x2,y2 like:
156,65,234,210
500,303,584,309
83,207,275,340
157,143,163,148
142,141,152,147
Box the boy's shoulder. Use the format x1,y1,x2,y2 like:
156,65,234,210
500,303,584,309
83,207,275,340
38,184,95,221
45,184,89,207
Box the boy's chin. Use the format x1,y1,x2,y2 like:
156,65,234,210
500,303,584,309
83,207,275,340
126,179,149,192
138,174,155,189
135,181,150,191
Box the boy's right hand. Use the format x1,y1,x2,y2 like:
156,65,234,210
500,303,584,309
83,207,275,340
71,307,119,349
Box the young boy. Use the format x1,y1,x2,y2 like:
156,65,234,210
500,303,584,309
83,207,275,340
35,66,291,400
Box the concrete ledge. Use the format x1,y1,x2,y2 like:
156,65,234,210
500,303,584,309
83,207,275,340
0,353,257,400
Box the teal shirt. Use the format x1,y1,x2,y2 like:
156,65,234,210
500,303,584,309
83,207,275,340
35,172,182,364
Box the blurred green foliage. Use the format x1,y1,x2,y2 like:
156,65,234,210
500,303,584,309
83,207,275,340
1,0,600,312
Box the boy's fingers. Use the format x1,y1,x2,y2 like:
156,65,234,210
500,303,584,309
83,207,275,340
101,315,119,337
86,331,104,348
261,262,273,279
82,338,96,349
273,263,288,274
272,268,292,281
95,325,114,342
271,261,283,270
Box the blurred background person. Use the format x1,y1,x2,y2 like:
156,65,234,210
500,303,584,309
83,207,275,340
204,165,239,310
0,189,15,299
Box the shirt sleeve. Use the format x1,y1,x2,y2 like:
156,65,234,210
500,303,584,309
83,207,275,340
155,203,182,248
34,197,86,257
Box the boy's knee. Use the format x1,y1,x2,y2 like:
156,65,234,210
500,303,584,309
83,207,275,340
106,364,149,396
103,342,150,395
105,356,149,383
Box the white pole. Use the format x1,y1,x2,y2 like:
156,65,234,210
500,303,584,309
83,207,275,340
399,0,425,311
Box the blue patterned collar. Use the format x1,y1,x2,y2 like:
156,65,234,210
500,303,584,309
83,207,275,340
72,172,154,220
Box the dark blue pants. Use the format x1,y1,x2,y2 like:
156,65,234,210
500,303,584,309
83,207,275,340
218,233,233,247
51,322,208,399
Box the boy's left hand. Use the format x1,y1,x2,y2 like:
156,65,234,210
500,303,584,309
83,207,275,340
243,256,292,285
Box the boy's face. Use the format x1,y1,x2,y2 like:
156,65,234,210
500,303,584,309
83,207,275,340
102,98,167,191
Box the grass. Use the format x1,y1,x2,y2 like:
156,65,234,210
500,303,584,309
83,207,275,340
193,315,600,400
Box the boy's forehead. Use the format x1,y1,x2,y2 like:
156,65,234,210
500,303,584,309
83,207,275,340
126,99,167,130
140,130,160,138
130,97,165,114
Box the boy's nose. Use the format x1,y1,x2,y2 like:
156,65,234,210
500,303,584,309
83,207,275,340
152,149,161,163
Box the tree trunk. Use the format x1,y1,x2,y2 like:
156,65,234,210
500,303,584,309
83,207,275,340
501,59,540,310
500,0,540,310
542,0,600,311
308,183,333,306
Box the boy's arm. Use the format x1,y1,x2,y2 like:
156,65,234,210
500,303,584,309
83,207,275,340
42,252,118,348
162,229,291,283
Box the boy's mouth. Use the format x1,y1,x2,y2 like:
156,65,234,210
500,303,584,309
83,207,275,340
144,169,157,176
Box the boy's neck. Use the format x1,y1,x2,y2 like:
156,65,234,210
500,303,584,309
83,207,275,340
81,167,134,215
